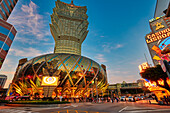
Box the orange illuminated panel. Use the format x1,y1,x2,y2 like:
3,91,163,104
138,62,150,72
41,77,59,86
152,45,162,54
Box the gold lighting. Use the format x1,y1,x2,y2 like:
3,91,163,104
155,22,165,31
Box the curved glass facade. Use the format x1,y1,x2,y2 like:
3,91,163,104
11,53,108,98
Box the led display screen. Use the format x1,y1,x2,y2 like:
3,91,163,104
41,77,59,86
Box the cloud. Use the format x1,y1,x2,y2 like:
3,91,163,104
130,58,145,65
9,47,53,57
107,69,141,84
15,37,39,45
102,43,124,53
94,54,107,63
115,44,123,49
8,1,50,41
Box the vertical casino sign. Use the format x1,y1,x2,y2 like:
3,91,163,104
145,16,170,66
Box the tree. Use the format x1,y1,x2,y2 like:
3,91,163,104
140,65,170,91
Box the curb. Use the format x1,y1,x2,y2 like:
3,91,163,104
5,103,71,107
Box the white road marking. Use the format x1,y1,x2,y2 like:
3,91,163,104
0,109,32,113
71,105,78,107
63,106,70,109
119,106,128,112
129,109,170,113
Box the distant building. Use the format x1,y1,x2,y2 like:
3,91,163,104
0,75,7,88
0,0,18,69
108,80,146,96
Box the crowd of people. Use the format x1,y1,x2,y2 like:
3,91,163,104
58,96,120,103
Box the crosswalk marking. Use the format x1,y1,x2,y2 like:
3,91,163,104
119,106,128,112
0,109,40,113
128,109,170,113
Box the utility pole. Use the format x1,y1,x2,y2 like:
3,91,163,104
144,53,150,66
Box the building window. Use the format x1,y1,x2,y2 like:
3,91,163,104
3,1,10,13
7,0,13,9
0,5,7,17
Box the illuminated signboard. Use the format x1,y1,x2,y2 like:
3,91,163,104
145,15,170,65
149,16,168,33
138,62,150,72
146,28,170,44
41,76,59,86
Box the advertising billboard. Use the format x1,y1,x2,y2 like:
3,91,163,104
41,76,59,86
145,16,170,65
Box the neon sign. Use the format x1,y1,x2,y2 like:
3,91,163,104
146,28,170,44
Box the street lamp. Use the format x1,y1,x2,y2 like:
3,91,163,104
95,77,98,103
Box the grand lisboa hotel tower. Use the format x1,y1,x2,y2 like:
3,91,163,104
9,0,108,98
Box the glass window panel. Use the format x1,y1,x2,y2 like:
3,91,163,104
0,14,3,19
0,40,10,51
3,1,10,13
8,32,15,41
0,5,7,17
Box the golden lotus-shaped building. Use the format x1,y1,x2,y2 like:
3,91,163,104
9,0,108,98
10,53,108,98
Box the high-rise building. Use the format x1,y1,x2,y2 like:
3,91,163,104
0,74,7,88
154,0,170,18
145,1,170,66
0,0,18,21
50,0,89,55
0,19,17,68
0,0,18,69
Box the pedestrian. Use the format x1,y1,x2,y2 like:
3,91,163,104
133,97,136,102
111,98,114,103
74,98,76,103
115,97,119,102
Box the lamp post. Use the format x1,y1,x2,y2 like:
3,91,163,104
95,77,98,103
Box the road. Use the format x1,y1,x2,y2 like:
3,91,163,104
0,101,170,113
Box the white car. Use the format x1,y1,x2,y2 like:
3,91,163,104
127,96,134,101
120,96,126,101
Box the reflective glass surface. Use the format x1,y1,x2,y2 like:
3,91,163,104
13,53,108,97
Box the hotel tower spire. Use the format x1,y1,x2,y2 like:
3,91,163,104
50,0,89,55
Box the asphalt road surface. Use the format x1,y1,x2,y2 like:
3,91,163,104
1,101,170,113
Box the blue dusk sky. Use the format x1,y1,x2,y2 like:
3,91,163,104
0,0,157,88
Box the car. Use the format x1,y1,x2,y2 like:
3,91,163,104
120,96,126,101
135,96,140,101
140,96,145,100
127,96,134,101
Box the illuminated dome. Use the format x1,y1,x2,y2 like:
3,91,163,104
11,53,108,98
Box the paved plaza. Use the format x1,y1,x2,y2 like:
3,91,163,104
1,101,170,113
